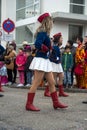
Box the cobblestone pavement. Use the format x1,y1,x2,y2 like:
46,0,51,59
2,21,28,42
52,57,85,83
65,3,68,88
0,87,87,130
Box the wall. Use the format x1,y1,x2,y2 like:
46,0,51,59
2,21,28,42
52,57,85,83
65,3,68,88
0,0,1,23
51,21,68,47
85,0,87,15
16,26,32,45
84,24,87,36
41,0,69,13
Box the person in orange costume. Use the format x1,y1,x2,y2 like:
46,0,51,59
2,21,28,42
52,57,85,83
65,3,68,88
75,36,85,89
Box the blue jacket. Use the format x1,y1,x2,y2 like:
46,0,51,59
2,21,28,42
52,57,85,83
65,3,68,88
49,45,61,64
0,45,5,55
62,52,73,71
35,32,51,59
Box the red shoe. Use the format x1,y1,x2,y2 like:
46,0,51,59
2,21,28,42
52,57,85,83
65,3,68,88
51,91,68,109
59,85,69,97
44,86,51,97
26,93,40,111
0,89,4,92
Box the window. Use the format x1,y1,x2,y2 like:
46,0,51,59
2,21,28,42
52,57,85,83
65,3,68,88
70,0,85,14
16,0,40,21
16,23,35,45
69,25,83,42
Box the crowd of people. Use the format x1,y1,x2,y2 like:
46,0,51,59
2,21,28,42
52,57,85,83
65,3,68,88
0,12,87,109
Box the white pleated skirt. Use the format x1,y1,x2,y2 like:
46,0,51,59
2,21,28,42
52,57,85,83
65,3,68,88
29,57,53,72
51,62,63,73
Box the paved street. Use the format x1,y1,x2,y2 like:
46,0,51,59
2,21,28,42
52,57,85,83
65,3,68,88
0,87,87,130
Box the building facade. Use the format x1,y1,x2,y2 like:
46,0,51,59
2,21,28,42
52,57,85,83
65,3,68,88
0,0,87,46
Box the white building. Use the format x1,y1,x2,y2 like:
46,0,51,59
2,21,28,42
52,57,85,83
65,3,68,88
0,0,87,46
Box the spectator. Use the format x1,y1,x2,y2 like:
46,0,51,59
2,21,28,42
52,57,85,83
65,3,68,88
25,49,33,87
10,40,16,50
4,45,16,85
0,44,5,61
75,36,85,89
9,41,17,84
62,46,73,88
0,61,8,86
66,40,76,86
16,48,27,87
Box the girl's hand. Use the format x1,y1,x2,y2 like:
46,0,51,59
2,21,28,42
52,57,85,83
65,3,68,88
18,64,21,67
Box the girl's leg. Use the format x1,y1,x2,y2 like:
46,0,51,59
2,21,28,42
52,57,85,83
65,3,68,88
26,72,29,84
1,76,8,84
44,81,51,97
27,71,33,84
45,72,68,109
7,69,13,82
63,71,67,87
21,71,24,84
57,72,69,97
29,70,45,93
13,64,17,83
44,73,57,97
18,71,21,84
45,72,56,93
67,71,72,87
0,76,4,92
53,73,57,86
57,72,64,86
26,70,45,111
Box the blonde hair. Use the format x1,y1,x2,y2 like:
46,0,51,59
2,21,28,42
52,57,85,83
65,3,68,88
35,16,53,36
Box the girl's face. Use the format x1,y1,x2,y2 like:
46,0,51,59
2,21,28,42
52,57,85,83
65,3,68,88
26,52,31,56
66,42,70,47
59,36,63,43
65,48,70,53
58,36,63,46
19,49,23,54
8,48,12,52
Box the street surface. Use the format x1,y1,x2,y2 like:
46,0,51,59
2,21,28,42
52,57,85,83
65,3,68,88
0,87,87,130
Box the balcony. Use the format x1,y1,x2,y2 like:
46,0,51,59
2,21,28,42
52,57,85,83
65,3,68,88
52,12,87,24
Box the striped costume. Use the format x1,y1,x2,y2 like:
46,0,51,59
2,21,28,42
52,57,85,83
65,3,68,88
75,43,85,88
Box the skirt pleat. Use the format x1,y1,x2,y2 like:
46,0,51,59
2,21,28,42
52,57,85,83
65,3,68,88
51,62,63,73
29,57,53,72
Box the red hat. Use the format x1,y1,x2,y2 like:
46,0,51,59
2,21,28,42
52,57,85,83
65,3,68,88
38,13,50,23
53,32,62,38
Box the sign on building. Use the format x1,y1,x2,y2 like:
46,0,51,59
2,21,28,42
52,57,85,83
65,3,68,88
2,18,15,33
3,34,13,42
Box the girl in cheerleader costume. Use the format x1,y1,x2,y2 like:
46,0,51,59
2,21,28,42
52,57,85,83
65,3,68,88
25,13,68,111
44,33,69,97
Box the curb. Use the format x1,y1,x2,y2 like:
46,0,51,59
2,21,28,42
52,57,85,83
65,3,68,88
5,84,87,93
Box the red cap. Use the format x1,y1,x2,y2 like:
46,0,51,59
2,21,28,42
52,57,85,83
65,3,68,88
38,13,50,23
53,32,62,38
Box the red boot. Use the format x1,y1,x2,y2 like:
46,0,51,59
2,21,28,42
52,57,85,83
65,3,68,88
44,86,51,97
51,91,68,109
26,93,40,111
0,83,4,92
59,85,69,97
